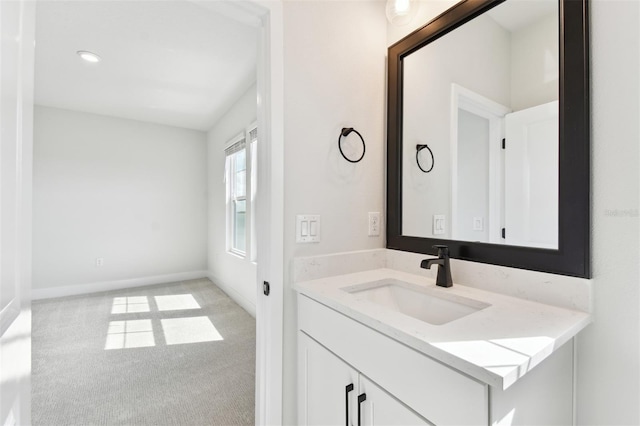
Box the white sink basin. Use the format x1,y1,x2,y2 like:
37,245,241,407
343,279,490,325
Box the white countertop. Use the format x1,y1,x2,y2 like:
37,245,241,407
294,268,592,390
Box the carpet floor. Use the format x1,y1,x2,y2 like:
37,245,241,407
32,278,255,426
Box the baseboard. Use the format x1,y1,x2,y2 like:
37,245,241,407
32,270,209,300
207,272,256,318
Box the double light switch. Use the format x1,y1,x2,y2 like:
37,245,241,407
296,215,320,243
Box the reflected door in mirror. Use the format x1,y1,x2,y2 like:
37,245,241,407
504,101,559,249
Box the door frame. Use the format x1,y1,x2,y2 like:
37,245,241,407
0,0,36,424
252,2,284,424
450,84,510,244
192,2,284,423
17,0,285,425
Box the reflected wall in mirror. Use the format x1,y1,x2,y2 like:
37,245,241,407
387,0,590,277
402,0,559,249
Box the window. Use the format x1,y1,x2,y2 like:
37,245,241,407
226,135,247,255
225,124,257,259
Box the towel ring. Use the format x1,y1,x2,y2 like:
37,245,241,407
416,144,434,173
338,127,366,163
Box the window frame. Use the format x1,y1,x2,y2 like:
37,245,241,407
225,133,248,257
247,121,258,263
225,123,258,260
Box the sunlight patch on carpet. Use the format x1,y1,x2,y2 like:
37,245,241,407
161,316,223,345
111,296,150,314
154,294,201,311
105,319,155,349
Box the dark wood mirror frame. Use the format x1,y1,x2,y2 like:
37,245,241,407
387,0,590,278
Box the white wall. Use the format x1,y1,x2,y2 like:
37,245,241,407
390,1,640,424
206,84,257,316
576,1,639,423
32,106,208,297
281,2,387,423
510,13,558,111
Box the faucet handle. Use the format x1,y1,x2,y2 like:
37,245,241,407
432,245,449,258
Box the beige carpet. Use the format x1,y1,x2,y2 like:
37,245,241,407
32,278,255,426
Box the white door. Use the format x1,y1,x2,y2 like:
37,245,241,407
358,375,430,426
252,3,285,424
0,0,36,424
298,333,359,426
504,101,559,249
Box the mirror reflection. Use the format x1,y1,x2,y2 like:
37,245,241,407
402,0,559,249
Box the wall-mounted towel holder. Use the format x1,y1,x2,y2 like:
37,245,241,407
338,127,366,163
416,144,434,173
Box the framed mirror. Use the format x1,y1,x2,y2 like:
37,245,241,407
387,0,590,277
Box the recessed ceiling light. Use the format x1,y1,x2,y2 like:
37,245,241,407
77,50,101,63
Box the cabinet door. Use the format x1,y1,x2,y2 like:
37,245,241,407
299,332,359,426
359,375,432,426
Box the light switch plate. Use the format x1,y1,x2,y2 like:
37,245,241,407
296,215,320,243
473,217,484,231
433,215,445,235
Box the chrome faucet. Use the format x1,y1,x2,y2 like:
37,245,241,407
420,245,453,288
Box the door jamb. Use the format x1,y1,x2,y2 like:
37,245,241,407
253,2,284,424
450,84,510,244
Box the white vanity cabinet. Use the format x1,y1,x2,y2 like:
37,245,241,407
297,293,575,426
359,375,430,426
298,332,358,425
298,294,488,425
299,332,430,426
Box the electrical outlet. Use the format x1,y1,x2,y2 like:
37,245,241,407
95,257,104,267
368,212,381,236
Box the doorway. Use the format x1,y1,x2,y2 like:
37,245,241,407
0,1,284,424
451,84,559,249
450,84,511,244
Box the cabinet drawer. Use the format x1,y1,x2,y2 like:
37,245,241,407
298,295,488,425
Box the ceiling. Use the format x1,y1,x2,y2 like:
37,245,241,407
487,0,557,33
35,1,258,131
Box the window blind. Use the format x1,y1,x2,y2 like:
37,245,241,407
225,138,246,156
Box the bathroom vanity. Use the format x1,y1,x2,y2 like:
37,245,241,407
295,268,590,425
294,0,592,422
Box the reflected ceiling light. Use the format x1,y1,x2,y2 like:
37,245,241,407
386,0,417,26
76,50,101,63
